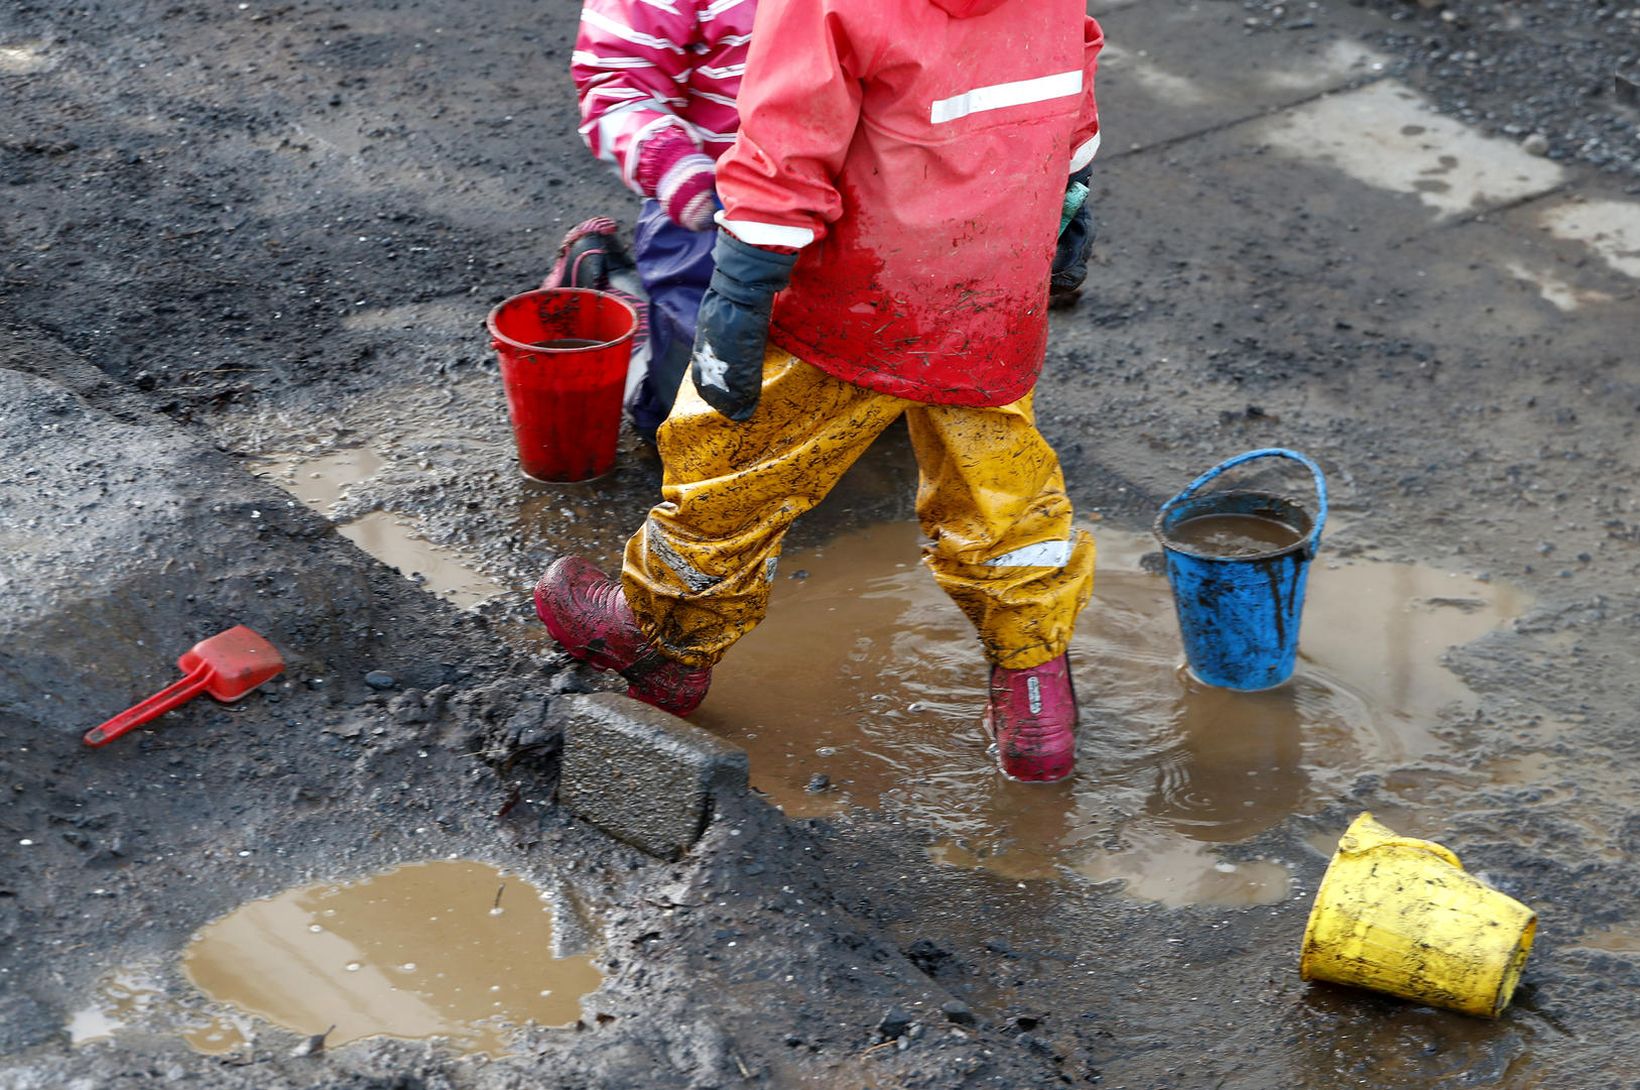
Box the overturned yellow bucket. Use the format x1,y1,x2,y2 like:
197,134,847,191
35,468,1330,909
1300,812,1536,1018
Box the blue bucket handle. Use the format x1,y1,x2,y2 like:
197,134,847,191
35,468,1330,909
1160,448,1328,559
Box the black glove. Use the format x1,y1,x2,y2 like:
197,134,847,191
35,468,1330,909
1050,165,1095,309
690,230,798,422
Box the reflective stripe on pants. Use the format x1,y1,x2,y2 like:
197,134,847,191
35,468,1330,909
622,347,1096,669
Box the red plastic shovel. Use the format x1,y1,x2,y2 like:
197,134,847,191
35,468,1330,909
84,625,285,748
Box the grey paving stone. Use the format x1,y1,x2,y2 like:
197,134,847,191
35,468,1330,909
555,692,749,861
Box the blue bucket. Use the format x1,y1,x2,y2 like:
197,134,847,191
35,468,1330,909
1154,449,1328,691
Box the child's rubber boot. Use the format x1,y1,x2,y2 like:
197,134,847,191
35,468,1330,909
541,217,649,346
542,216,624,290
534,556,711,717
983,653,1078,782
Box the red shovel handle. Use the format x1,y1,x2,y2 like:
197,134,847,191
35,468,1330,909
84,661,213,748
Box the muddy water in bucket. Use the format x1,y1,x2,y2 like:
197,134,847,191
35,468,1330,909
184,861,600,1055
693,522,1527,908
1167,512,1305,558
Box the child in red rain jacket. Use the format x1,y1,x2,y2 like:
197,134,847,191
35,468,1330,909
540,0,1103,784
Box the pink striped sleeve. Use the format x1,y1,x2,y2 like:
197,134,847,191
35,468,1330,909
572,0,700,190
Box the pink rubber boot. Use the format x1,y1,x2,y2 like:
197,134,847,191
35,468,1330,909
534,557,711,717
983,653,1078,783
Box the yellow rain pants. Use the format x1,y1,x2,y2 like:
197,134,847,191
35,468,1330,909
622,348,1096,670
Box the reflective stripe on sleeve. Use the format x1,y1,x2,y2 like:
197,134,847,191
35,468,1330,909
985,540,1072,568
645,517,720,593
713,211,816,248
1070,131,1101,171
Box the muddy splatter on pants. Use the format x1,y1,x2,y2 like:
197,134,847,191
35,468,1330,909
622,347,1096,670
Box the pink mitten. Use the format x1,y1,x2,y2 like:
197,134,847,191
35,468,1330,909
635,127,718,232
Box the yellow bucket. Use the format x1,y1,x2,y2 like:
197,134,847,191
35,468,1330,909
1300,812,1536,1018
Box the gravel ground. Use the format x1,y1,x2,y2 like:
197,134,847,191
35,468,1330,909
1246,0,1640,177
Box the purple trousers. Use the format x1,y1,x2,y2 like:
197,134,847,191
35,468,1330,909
630,199,716,438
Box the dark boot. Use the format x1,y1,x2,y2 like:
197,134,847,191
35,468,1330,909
534,556,711,717
541,217,649,339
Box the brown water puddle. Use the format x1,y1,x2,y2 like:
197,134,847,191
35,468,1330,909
67,967,258,1054
181,1013,256,1056
251,449,501,609
691,523,1527,907
252,447,386,512
1578,925,1640,955
336,511,502,609
67,969,164,1045
183,860,601,1055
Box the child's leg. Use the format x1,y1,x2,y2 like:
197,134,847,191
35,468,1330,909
629,200,716,439
907,394,1096,668
624,348,906,667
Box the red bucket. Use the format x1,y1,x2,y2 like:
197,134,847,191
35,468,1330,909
486,288,638,482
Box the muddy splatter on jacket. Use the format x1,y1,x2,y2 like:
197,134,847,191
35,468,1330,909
571,0,755,190
715,0,1103,407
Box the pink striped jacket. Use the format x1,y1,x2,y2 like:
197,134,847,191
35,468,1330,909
572,0,754,193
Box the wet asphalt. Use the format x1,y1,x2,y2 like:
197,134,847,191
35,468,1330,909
4,1,1640,1087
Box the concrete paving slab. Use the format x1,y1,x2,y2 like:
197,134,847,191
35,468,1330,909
1538,196,1640,279
1257,80,1567,219
555,692,750,862
1093,0,1389,155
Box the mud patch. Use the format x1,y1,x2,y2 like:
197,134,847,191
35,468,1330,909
693,524,1526,907
184,860,601,1055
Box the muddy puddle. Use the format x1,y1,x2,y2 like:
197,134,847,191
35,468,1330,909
242,417,1530,909
66,968,254,1055
67,969,166,1046
252,450,503,609
181,860,600,1055
690,523,1527,907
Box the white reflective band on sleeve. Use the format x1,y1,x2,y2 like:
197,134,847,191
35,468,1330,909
930,69,1081,124
645,517,720,592
1070,131,1101,171
985,540,1072,568
713,210,815,248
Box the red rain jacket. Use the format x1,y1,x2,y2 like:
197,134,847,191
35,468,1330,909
714,0,1102,406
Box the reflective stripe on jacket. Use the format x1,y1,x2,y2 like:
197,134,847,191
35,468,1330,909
572,0,755,188
715,0,1103,406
